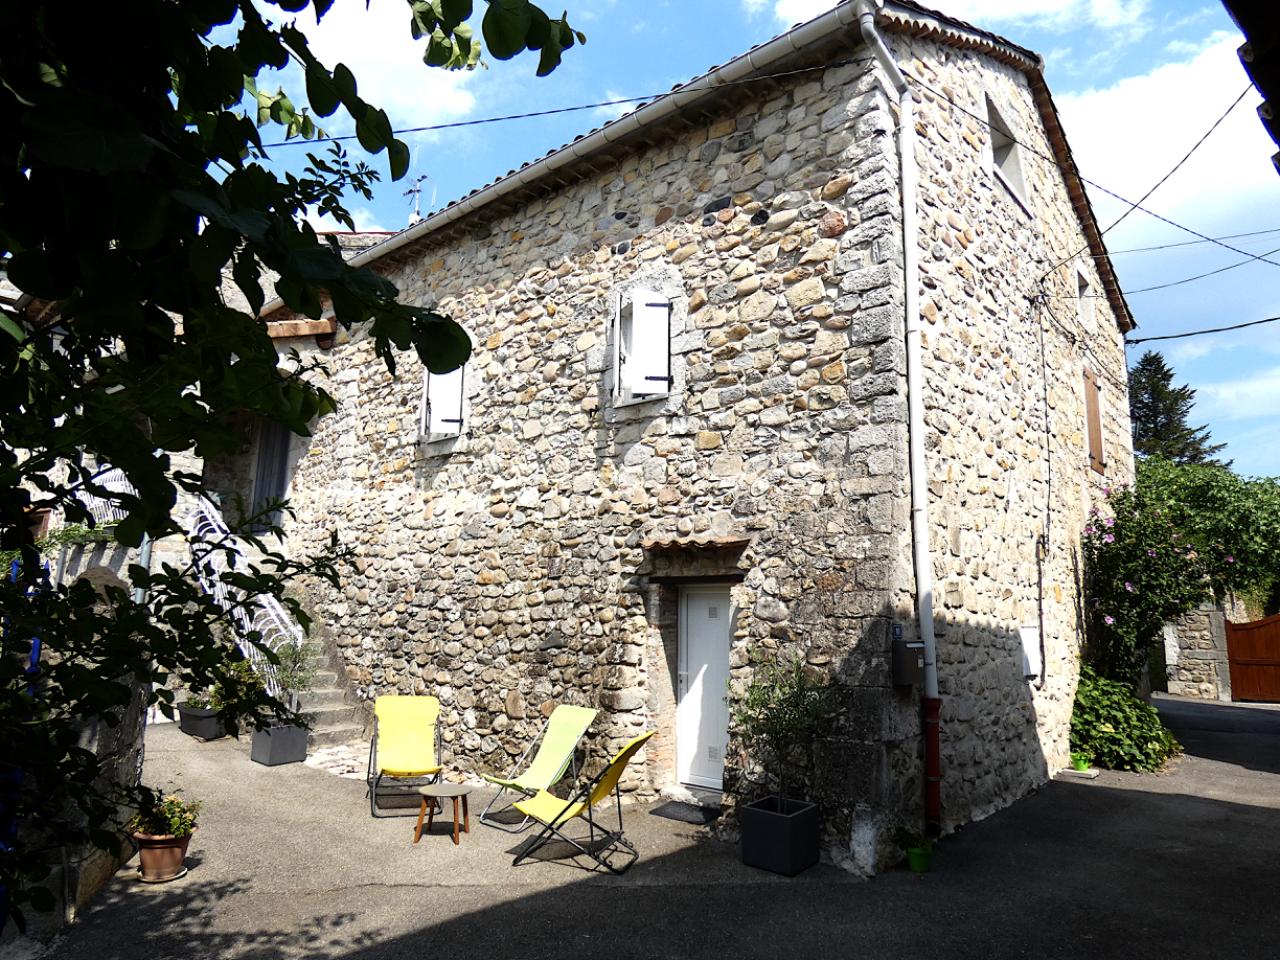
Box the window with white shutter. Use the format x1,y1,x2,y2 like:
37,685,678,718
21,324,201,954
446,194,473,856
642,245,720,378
420,363,466,438
615,289,672,403
1076,267,1095,332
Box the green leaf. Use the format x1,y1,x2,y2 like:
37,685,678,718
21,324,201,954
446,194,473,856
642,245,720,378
424,31,455,67
387,139,411,181
21,103,153,173
482,0,532,59
305,66,339,117
7,250,73,299
332,62,358,103
440,0,473,28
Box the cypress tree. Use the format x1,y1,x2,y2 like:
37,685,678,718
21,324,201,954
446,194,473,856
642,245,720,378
1128,350,1228,465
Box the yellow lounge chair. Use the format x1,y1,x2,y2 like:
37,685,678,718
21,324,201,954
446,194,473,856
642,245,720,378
366,695,442,818
511,730,655,874
480,703,597,832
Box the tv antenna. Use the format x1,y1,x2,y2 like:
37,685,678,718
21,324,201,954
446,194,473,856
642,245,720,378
404,174,437,225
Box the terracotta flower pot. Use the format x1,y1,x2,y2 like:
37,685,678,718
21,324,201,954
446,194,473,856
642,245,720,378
133,831,194,882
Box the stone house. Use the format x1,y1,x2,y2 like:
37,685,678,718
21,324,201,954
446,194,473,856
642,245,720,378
209,0,1135,871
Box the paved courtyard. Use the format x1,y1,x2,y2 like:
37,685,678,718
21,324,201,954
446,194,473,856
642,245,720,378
35,695,1280,959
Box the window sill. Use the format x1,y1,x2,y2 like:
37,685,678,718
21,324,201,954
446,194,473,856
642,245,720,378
992,167,1033,220
418,432,466,456
612,393,670,410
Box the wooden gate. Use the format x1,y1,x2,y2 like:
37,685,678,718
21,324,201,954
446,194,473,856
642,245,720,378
1226,614,1280,702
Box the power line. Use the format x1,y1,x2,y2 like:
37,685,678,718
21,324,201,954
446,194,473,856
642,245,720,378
907,74,1280,276
1125,315,1280,345
1094,226,1280,256
259,55,874,149
1036,84,1254,283
1122,244,1280,296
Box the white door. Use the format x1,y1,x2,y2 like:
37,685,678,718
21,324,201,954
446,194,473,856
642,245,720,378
677,586,733,790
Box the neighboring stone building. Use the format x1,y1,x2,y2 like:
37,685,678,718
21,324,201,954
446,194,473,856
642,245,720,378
208,0,1135,871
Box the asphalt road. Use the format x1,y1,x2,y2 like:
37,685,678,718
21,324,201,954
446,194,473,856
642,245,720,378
35,694,1280,960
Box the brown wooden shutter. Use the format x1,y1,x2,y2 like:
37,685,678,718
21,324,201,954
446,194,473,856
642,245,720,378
1084,369,1105,474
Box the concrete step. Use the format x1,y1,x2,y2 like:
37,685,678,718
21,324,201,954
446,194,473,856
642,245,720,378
311,670,340,688
299,687,349,708
308,723,367,748
302,703,363,728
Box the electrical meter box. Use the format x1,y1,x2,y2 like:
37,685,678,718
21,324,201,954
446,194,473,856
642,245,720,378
892,639,926,687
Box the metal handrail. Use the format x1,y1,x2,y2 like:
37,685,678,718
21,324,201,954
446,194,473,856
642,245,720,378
185,496,305,704
76,466,135,526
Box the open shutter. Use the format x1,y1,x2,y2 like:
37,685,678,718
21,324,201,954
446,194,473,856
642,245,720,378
424,365,465,436
619,290,671,396
1084,369,1104,474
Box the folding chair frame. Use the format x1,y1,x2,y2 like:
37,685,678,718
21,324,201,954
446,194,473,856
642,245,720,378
365,714,443,819
479,715,582,833
511,770,638,875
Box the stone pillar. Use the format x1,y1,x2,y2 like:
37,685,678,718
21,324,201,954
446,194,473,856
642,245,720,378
1165,603,1232,702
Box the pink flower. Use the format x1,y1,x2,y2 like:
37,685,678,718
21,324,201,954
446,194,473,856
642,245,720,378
1226,555,1235,564
1125,582,1135,592
1103,517,1115,528
1085,526,1097,536
1102,486,1113,496
1147,549,1157,557
1103,533,1115,544
1089,506,1100,516
1104,615,1115,625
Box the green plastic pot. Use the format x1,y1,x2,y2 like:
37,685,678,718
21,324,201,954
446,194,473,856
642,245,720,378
1071,756,1091,772
906,845,934,874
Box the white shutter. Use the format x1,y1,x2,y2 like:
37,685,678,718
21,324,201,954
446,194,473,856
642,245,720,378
620,290,670,396
424,365,465,436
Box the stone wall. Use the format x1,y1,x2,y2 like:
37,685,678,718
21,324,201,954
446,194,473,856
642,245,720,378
1163,602,1232,701
206,30,1136,869
901,35,1135,828
210,53,921,870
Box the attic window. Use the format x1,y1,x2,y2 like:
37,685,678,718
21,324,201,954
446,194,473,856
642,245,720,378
419,363,466,439
986,96,1029,210
1076,267,1095,331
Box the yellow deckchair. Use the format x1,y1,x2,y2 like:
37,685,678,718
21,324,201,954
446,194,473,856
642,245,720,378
366,695,442,818
480,703,597,832
511,730,655,874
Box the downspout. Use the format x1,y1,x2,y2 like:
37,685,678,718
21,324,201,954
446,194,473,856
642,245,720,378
856,1,943,834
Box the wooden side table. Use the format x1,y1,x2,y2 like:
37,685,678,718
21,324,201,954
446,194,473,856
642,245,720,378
414,782,474,846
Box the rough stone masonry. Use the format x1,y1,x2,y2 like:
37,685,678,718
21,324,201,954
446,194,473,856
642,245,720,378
209,15,1133,872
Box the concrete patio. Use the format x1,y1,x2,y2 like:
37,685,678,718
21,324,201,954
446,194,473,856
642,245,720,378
35,694,1280,959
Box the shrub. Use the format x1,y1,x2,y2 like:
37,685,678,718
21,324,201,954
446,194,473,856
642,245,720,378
127,793,201,838
1070,667,1180,772
732,654,834,801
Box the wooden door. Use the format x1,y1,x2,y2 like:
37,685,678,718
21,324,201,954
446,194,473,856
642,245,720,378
1226,614,1280,702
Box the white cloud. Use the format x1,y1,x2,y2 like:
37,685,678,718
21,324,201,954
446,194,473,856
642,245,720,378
1054,29,1279,255
272,0,477,145
1194,365,1280,422
306,205,390,233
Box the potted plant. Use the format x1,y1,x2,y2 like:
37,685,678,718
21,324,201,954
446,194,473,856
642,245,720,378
1070,750,1092,772
176,688,225,741
250,641,316,766
732,655,834,877
896,827,934,874
127,792,201,883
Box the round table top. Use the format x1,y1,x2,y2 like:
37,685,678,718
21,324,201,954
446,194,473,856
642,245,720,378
417,782,474,798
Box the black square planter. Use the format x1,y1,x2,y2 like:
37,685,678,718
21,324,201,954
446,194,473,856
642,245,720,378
251,724,309,766
739,796,820,876
177,705,225,741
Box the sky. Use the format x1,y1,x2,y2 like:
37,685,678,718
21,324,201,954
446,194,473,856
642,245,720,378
254,0,1280,476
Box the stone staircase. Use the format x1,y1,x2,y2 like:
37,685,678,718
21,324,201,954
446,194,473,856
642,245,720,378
296,646,368,749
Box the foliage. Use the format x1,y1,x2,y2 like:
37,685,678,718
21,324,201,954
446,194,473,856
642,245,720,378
126,792,202,839
0,0,582,927
894,827,932,852
1128,351,1227,465
182,656,262,713
0,522,113,569
732,654,834,802
1083,459,1280,685
1070,667,1180,772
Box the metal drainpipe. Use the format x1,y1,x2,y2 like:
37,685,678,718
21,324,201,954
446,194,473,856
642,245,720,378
856,0,943,834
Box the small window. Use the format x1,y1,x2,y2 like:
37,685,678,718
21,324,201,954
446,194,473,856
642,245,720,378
614,289,672,403
1083,368,1105,475
986,96,1028,207
1076,268,1095,331
420,363,466,438
251,418,292,527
